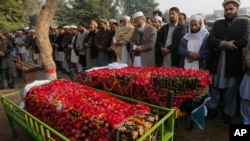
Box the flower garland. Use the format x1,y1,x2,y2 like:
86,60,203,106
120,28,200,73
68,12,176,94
24,80,154,140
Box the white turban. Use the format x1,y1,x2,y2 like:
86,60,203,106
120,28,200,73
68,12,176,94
122,15,131,21
132,11,144,19
153,16,162,22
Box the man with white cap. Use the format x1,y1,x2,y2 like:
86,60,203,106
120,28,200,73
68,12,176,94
152,16,162,31
130,11,157,66
112,15,134,64
206,0,249,124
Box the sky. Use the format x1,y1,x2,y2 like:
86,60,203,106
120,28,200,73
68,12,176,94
155,0,250,17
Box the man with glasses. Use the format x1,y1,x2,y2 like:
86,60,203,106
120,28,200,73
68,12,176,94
206,0,249,124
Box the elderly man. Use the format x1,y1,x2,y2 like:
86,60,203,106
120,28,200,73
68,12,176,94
95,19,112,66
206,0,249,124
112,15,134,64
0,29,15,89
130,11,157,66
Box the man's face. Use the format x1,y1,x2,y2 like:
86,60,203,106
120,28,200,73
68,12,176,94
88,24,96,32
120,19,129,27
179,15,186,25
152,20,161,28
190,20,201,33
0,30,2,38
169,10,179,24
78,25,84,32
224,3,238,20
133,17,145,27
99,22,107,30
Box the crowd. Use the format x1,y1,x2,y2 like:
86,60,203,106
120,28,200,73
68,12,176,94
0,0,249,126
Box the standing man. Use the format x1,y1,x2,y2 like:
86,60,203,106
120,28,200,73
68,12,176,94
156,7,186,67
95,19,112,66
0,29,15,89
112,15,134,65
206,0,249,124
85,20,99,68
130,11,157,66
75,23,89,71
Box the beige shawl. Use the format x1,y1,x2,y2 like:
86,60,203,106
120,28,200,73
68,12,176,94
112,25,134,59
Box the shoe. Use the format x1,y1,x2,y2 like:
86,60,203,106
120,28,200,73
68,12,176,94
8,84,14,89
206,109,217,120
223,113,231,125
0,87,4,90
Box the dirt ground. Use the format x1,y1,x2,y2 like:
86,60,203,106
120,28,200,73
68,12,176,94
0,70,242,141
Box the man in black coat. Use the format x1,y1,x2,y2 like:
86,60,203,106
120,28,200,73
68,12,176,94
156,7,186,67
206,0,249,124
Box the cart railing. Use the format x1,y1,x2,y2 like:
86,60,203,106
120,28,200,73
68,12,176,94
1,90,70,141
1,88,176,141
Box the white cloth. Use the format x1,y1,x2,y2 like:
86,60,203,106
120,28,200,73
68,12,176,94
184,39,199,70
240,73,250,100
133,56,142,67
71,49,79,63
56,51,65,62
86,62,128,72
183,14,209,70
20,80,52,108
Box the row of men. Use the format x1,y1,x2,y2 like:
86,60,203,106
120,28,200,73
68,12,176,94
0,0,249,126
43,0,250,126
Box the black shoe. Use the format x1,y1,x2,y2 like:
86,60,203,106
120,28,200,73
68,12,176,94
8,85,14,89
223,113,231,125
206,109,217,120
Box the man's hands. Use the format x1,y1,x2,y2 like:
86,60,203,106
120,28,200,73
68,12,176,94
224,40,238,50
0,51,5,56
187,52,200,62
135,46,143,52
161,47,170,56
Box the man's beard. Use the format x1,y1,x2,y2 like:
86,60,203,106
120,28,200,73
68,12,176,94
224,13,237,21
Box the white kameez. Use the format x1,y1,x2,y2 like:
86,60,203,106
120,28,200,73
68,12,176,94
133,56,142,66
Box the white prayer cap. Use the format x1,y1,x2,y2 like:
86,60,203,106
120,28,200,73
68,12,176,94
24,27,30,30
63,25,70,29
222,0,241,7
29,29,35,33
153,16,162,22
122,15,131,21
69,25,78,29
109,19,118,23
132,11,144,19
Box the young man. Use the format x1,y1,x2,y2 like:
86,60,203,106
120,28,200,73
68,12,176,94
156,7,186,67
206,0,249,124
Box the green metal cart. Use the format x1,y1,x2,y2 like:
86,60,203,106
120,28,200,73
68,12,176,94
1,89,176,141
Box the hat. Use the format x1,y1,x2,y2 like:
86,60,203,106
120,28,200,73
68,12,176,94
153,16,162,22
69,25,78,29
222,0,241,7
29,29,35,33
122,15,131,21
99,19,108,23
24,27,30,30
132,11,144,19
109,19,118,23
63,25,70,29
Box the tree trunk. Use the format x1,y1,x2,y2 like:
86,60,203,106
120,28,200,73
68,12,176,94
35,0,58,80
